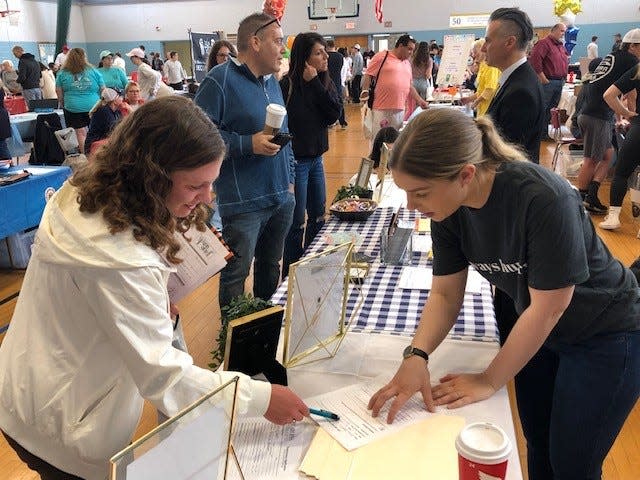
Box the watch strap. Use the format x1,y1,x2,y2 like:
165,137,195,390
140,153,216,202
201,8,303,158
406,346,429,362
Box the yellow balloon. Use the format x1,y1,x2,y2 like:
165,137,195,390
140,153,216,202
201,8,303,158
286,35,295,50
554,0,582,16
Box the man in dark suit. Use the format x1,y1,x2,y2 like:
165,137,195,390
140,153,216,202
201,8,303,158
484,12,546,477
484,7,544,164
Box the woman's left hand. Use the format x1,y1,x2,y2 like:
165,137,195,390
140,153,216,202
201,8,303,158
431,373,496,409
303,62,318,82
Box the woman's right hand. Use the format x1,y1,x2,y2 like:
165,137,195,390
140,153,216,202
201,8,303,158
303,62,318,82
264,384,309,425
367,356,435,424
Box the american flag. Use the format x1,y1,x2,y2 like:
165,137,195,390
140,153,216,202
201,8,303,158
375,0,383,23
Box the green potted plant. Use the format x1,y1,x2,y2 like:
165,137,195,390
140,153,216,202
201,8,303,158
332,184,374,203
209,293,273,370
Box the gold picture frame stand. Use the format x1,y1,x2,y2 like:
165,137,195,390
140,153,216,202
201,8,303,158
375,142,392,204
110,378,244,480
283,242,360,368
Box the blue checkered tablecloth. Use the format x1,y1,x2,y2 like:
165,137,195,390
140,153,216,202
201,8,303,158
271,207,499,343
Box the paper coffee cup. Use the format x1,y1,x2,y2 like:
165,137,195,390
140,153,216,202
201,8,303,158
455,422,511,480
263,103,286,135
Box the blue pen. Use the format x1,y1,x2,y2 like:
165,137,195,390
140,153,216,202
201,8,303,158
309,408,340,420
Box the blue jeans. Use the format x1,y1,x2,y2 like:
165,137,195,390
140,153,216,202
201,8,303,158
21,88,43,102
282,156,326,278
219,194,295,308
515,331,640,480
542,79,564,134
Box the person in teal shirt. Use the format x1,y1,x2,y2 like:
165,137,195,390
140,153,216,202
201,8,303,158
97,50,128,93
55,47,105,153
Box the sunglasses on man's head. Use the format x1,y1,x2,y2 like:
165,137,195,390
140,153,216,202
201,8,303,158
254,18,281,37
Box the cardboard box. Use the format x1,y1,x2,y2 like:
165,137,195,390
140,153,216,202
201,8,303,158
0,227,37,269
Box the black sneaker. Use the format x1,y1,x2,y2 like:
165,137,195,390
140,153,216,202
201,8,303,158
583,195,608,214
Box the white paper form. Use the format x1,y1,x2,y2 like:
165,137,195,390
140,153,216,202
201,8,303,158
166,225,230,303
304,378,448,451
229,416,316,479
398,266,484,294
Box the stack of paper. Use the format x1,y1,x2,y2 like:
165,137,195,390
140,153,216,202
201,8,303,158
299,415,465,480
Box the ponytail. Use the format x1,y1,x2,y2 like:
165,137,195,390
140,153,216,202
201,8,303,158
475,115,527,167
391,109,526,181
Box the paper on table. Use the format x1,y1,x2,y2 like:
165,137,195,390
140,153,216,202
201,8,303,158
299,415,465,480
304,377,450,451
412,234,432,253
229,416,317,479
398,266,484,294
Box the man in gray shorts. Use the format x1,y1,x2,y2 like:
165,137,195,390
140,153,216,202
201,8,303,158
575,29,640,213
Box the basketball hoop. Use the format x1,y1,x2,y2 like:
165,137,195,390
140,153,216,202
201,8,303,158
326,7,337,22
0,10,20,26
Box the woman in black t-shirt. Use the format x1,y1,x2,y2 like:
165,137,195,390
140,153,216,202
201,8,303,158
600,63,640,232
368,108,640,480
575,31,640,213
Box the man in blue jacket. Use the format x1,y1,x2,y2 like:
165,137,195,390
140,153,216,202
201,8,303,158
195,12,295,309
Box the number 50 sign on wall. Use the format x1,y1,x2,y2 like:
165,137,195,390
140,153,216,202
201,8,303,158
449,13,490,29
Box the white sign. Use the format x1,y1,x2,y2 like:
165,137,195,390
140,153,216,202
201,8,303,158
436,34,476,86
449,13,490,29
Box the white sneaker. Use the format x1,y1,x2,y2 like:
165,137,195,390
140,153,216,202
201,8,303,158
599,213,621,230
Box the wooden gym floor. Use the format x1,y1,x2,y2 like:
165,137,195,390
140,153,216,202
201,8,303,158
0,103,638,479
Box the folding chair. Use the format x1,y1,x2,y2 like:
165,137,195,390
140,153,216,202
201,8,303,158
549,107,582,173
54,128,87,172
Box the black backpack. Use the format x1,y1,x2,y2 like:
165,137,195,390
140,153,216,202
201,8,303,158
29,113,65,165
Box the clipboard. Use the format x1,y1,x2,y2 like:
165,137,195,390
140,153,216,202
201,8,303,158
166,225,233,303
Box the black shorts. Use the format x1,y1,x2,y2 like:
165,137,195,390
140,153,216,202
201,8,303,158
63,109,90,129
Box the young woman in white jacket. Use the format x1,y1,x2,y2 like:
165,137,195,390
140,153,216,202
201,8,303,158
0,96,308,480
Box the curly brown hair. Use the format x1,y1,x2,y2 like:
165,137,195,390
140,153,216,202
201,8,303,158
70,96,225,264
63,47,91,74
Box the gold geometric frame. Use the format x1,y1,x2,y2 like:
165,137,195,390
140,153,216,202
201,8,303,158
110,378,243,480
283,242,353,368
375,142,392,203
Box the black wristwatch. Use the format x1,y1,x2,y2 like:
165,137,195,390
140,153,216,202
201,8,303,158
403,345,429,363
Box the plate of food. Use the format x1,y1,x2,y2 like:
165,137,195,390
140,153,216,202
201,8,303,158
329,198,377,221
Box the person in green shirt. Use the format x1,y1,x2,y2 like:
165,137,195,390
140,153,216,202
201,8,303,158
97,50,128,93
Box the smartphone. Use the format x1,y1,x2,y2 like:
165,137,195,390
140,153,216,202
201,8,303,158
270,132,293,147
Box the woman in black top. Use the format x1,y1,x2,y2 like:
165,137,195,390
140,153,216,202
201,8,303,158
368,108,640,480
600,63,640,232
280,32,342,278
